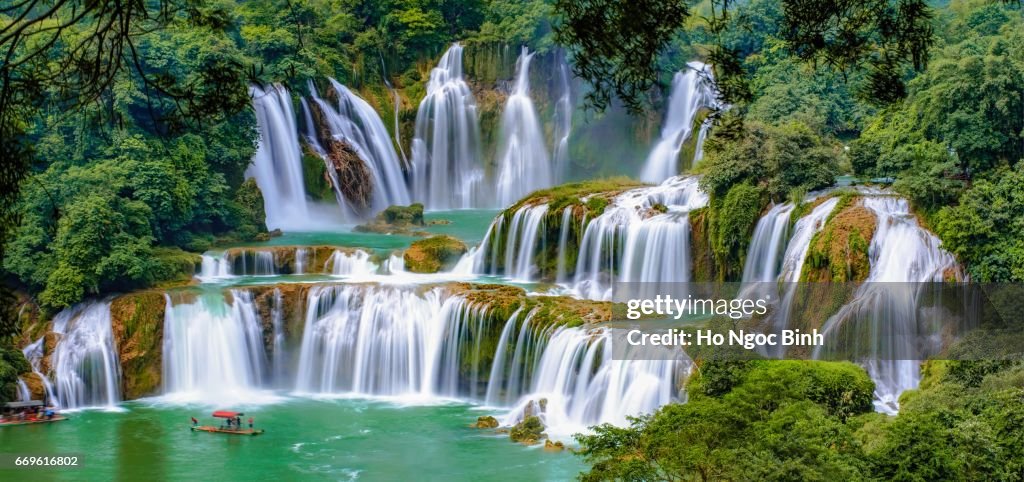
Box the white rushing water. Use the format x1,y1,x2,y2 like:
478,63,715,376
552,51,573,183
313,79,413,213
199,250,276,279
411,43,484,209
325,250,379,276
295,286,478,398
475,204,550,281
741,203,795,283
496,47,553,206
815,197,958,414
777,197,840,283
640,62,717,183
574,176,708,300
162,291,272,404
247,84,316,231
500,326,684,438
50,301,121,409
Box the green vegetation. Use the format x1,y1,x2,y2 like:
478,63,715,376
403,235,468,273
577,358,1024,481
802,200,877,282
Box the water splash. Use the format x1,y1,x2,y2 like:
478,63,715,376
411,43,484,209
640,63,717,183
495,47,553,206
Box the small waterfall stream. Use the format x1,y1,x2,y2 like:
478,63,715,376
741,203,795,283
574,176,708,300
640,63,717,183
247,84,315,231
411,43,484,209
496,47,553,206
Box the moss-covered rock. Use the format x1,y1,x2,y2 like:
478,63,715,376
509,415,546,444
472,415,500,429
354,203,431,235
232,178,269,239
689,207,719,282
110,291,167,399
151,247,203,289
802,198,877,282
544,439,565,451
403,235,468,273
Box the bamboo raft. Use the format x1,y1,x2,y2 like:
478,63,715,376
191,425,265,436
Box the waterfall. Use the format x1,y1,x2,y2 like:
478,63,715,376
271,288,288,385
325,250,379,276
815,197,958,414
162,291,270,403
555,207,574,282
778,197,840,283
50,301,121,409
496,47,553,206
474,204,549,281
295,285,497,398
552,52,573,182
21,337,55,403
574,176,708,300
411,43,484,209
247,84,314,231
640,63,717,183
295,248,308,274
313,79,413,212
502,327,684,438
199,250,276,279
741,203,795,282
16,378,31,402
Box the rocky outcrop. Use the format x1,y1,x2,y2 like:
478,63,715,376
472,415,500,429
110,291,167,399
326,139,374,212
802,198,877,282
403,235,468,273
354,204,429,235
509,415,546,444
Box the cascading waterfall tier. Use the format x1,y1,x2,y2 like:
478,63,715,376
814,197,958,414
197,247,378,279
574,176,708,300
50,301,121,409
411,43,485,209
162,290,271,403
475,204,550,281
640,62,718,183
500,326,685,437
247,84,315,231
495,47,553,206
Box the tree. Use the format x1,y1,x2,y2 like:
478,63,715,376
554,0,938,112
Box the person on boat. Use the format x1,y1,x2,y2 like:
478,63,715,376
248,417,253,429
191,417,198,427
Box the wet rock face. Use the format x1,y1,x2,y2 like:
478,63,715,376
403,235,468,273
326,139,374,212
110,291,167,400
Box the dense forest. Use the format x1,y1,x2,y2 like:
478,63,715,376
2,0,1023,479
